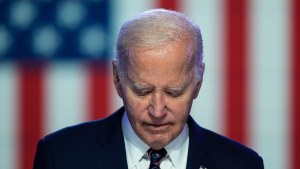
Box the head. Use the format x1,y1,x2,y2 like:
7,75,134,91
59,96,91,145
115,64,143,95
113,9,205,150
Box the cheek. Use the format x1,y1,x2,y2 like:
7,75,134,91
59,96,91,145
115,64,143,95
121,86,147,107
125,94,150,110
122,91,151,119
166,97,194,119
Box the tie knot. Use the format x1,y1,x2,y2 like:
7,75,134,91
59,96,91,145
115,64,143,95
148,148,167,169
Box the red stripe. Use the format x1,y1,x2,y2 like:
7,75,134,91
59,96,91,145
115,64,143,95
19,62,44,169
291,0,300,168
87,62,109,120
224,0,249,144
156,0,180,11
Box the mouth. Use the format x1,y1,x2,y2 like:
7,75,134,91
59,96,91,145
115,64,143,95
143,122,172,134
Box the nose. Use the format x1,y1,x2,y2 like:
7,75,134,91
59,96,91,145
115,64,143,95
149,92,167,118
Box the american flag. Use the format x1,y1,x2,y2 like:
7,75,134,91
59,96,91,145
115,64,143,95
0,0,299,169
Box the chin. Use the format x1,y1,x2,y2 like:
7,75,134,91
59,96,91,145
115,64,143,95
138,127,179,149
148,141,168,150
146,135,173,149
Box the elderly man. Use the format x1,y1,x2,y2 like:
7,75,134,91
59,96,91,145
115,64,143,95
34,9,264,169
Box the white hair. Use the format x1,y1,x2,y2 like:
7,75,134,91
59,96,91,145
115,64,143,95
115,9,204,81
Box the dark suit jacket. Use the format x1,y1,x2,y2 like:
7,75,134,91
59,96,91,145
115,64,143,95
33,107,264,169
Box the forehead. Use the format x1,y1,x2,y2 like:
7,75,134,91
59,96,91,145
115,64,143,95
126,40,194,86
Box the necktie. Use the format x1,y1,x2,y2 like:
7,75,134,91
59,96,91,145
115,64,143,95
148,148,167,169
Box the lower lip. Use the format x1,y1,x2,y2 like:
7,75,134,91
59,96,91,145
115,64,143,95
144,123,171,133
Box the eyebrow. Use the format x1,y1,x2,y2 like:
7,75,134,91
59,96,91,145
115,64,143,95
164,78,192,92
165,85,187,92
130,82,154,91
129,77,192,94
126,72,194,93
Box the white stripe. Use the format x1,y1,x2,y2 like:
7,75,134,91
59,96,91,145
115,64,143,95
110,0,155,38
109,0,156,112
0,63,19,169
183,0,224,134
249,0,291,168
107,63,121,114
44,62,88,134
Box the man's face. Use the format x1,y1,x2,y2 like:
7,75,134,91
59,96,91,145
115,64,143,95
113,40,203,150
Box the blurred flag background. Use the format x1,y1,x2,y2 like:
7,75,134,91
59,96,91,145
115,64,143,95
0,0,299,169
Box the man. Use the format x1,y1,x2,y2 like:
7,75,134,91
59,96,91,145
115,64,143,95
34,9,264,169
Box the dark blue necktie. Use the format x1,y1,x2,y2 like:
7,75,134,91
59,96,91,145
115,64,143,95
148,148,167,169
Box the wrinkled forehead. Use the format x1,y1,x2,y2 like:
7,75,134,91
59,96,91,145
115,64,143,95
128,40,194,69
125,40,195,84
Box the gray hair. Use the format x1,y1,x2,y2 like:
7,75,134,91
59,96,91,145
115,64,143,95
114,9,204,81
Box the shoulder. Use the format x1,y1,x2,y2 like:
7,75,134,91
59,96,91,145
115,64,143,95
202,128,263,168
43,119,101,144
41,108,124,151
188,117,264,168
34,119,105,169
33,108,125,169
202,127,259,157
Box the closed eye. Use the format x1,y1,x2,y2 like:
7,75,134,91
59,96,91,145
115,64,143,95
134,89,153,96
130,85,154,96
165,90,184,98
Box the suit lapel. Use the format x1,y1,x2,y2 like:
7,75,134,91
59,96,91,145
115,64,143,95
93,107,128,169
92,109,211,169
186,116,211,169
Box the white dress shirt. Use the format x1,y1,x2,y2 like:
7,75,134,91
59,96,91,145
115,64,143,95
122,112,189,169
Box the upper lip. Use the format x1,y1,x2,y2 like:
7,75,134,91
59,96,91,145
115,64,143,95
146,121,166,125
145,122,170,127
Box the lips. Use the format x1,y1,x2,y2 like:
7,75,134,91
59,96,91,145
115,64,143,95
143,122,172,133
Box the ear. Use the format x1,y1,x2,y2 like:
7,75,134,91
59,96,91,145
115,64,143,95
112,60,123,98
193,63,205,99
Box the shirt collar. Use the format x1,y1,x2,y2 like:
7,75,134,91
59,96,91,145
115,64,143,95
165,123,189,168
122,111,189,169
122,112,149,169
